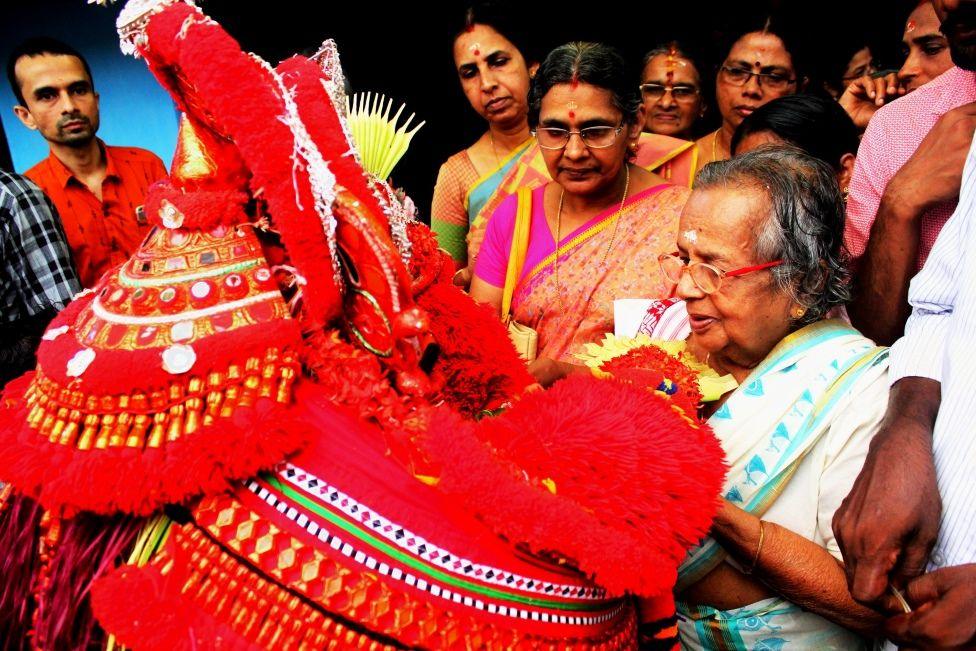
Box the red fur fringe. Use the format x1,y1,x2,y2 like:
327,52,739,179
0,380,314,516
415,282,533,416
422,374,726,597
91,561,258,651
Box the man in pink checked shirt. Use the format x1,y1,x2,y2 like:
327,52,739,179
844,1,976,346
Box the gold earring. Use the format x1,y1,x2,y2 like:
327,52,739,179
792,306,806,319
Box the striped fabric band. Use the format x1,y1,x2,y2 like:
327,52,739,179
277,463,606,600
245,470,623,625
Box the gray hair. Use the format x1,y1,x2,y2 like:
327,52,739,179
693,145,850,325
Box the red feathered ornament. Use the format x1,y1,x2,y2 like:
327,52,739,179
422,374,726,597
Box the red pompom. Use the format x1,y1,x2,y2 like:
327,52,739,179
92,561,258,651
600,344,704,415
422,374,726,597
415,282,533,416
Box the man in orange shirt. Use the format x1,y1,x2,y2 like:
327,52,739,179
7,37,167,288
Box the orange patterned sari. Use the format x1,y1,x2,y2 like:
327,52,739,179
511,182,689,362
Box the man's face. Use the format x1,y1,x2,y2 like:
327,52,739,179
12,53,99,147
934,0,976,71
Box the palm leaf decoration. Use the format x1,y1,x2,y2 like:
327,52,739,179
346,92,425,180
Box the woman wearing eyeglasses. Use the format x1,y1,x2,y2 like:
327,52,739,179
639,41,707,140
470,42,690,387
694,16,804,170
638,147,887,649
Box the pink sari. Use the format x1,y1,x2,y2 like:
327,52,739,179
507,182,689,361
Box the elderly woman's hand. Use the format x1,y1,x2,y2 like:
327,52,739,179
527,357,588,388
701,499,885,636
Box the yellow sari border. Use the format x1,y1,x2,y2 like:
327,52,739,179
519,183,672,289
642,139,696,187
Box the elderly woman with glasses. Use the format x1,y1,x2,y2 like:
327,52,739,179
633,146,889,649
470,41,690,386
639,40,708,141
695,15,804,170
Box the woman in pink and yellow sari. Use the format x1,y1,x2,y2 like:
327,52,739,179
471,41,689,388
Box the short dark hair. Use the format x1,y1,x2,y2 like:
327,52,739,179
450,1,541,66
528,42,641,127
640,40,703,80
7,37,93,106
731,95,859,172
717,13,808,83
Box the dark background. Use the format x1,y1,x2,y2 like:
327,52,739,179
3,0,916,218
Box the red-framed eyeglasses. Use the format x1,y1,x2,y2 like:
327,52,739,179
658,252,784,294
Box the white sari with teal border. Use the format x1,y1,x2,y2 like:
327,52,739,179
675,319,889,651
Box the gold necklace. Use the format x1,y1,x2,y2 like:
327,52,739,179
488,130,501,167
553,164,632,298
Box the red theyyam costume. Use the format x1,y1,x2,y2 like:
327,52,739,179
0,1,726,649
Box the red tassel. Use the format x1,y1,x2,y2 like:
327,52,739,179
0,383,316,516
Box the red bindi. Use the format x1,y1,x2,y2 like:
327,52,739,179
568,110,575,118
473,49,480,56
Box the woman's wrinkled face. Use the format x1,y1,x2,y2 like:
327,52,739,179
674,186,795,373
715,32,797,131
537,82,642,198
898,2,954,91
640,53,704,138
453,24,532,127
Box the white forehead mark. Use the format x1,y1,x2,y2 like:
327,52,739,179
683,229,698,243
469,42,482,53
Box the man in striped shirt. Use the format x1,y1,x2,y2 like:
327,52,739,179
0,169,80,386
834,1,976,648
7,37,167,289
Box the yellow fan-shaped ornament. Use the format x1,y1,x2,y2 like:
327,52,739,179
346,92,425,180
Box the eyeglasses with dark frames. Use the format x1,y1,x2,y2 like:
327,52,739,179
533,124,625,150
719,65,796,91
